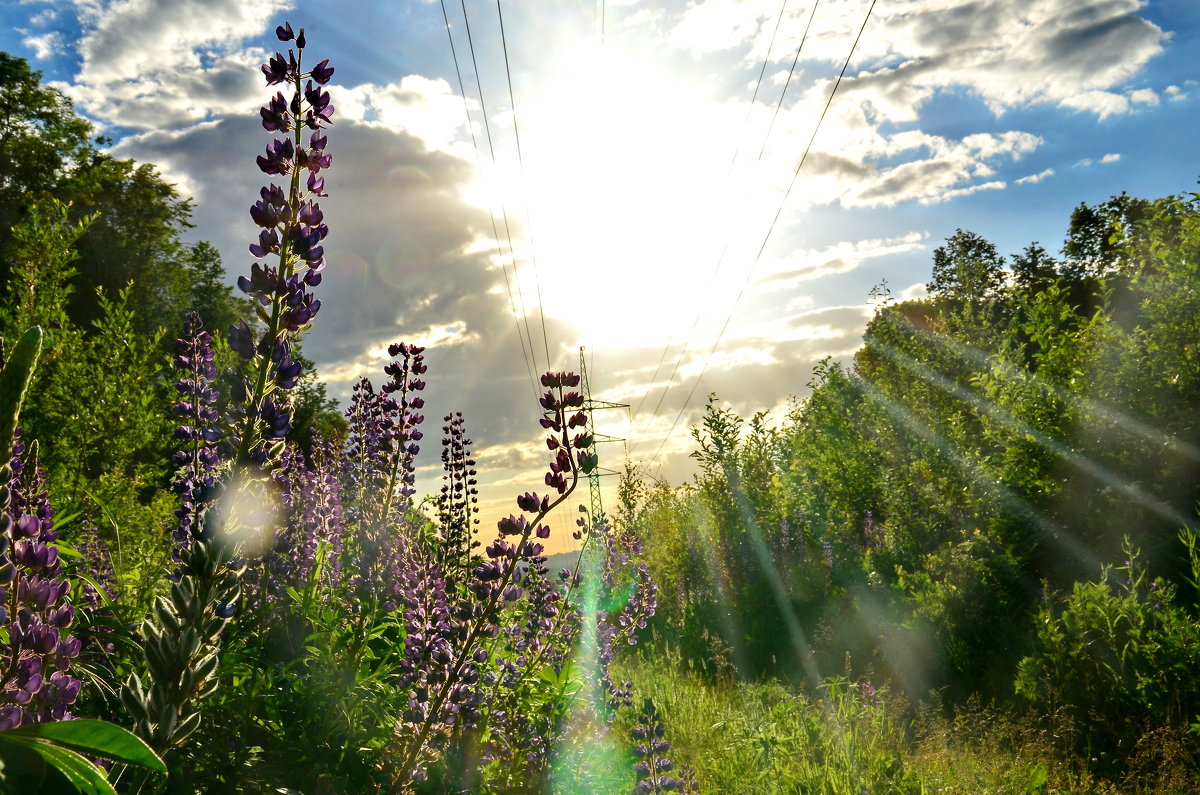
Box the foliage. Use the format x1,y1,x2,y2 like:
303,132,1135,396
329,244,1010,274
627,183,1200,788
1015,534,1200,764
0,719,165,794
0,52,246,341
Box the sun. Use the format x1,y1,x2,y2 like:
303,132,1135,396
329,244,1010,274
462,39,781,353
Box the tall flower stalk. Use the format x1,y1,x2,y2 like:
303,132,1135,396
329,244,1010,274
122,22,335,760
437,411,479,581
0,328,83,729
232,20,333,469
387,372,588,789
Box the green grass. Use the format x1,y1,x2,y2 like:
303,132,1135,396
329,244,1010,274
610,648,1197,794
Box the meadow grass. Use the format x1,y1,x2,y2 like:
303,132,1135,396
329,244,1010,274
612,647,1197,794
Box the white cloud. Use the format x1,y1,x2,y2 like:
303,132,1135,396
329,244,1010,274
842,132,1036,207
65,0,291,130
1100,152,1121,164
669,0,774,54
757,231,928,287
21,31,63,60
1058,90,1130,119
1015,167,1054,185
672,0,1166,122
929,180,1006,203
338,76,471,155
1128,87,1158,106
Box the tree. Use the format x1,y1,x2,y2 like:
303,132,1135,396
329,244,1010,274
0,50,243,341
65,155,196,334
179,241,252,337
927,229,1005,302
1010,242,1058,293
1061,191,1154,280
0,53,95,237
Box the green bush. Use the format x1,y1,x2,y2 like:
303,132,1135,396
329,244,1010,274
1015,532,1200,764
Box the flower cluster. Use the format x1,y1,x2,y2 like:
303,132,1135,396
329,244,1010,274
631,699,699,794
386,372,589,788
171,312,221,552
392,553,483,784
76,516,117,610
437,411,479,580
482,554,579,774
0,439,82,728
340,345,427,609
379,342,426,521
274,438,345,597
230,23,334,467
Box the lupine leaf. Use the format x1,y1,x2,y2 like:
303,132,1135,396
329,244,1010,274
71,573,114,607
7,720,166,772
0,325,42,463
0,734,115,794
50,539,84,560
0,739,48,791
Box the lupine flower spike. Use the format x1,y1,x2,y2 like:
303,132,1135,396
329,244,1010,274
122,23,334,756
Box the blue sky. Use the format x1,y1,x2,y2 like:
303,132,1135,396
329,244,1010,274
2,0,1197,547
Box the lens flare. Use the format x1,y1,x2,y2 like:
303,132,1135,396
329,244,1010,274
209,471,280,558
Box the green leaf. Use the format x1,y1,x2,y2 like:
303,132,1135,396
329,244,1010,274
0,739,48,791
0,326,43,464
0,734,114,795
22,741,115,795
8,720,166,772
69,573,113,607
48,512,83,538
51,541,83,561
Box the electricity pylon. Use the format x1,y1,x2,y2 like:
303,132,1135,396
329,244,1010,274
578,347,627,523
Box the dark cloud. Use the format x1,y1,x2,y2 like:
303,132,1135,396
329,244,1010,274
118,114,582,457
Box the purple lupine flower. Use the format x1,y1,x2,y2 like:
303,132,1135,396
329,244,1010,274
631,699,699,794
232,30,334,468
380,342,427,514
0,442,81,728
171,313,221,552
479,551,581,774
437,412,479,580
76,516,117,609
587,516,657,715
338,346,429,613
862,510,883,549
386,372,587,789
310,59,334,85
256,437,347,610
391,547,484,782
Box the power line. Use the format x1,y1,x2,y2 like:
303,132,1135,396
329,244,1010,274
439,0,539,400
649,0,879,466
628,0,792,427
496,0,553,371
457,0,544,376
758,0,820,160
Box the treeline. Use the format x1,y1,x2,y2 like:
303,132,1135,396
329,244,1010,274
621,187,1200,771
0,53,342,602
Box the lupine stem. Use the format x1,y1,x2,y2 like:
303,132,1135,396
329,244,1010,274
389,380,582,788
377,373,410,527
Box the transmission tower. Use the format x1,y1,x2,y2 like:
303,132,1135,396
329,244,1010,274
578,347,627,523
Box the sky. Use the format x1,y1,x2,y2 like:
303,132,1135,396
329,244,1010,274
2,0,1198,552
